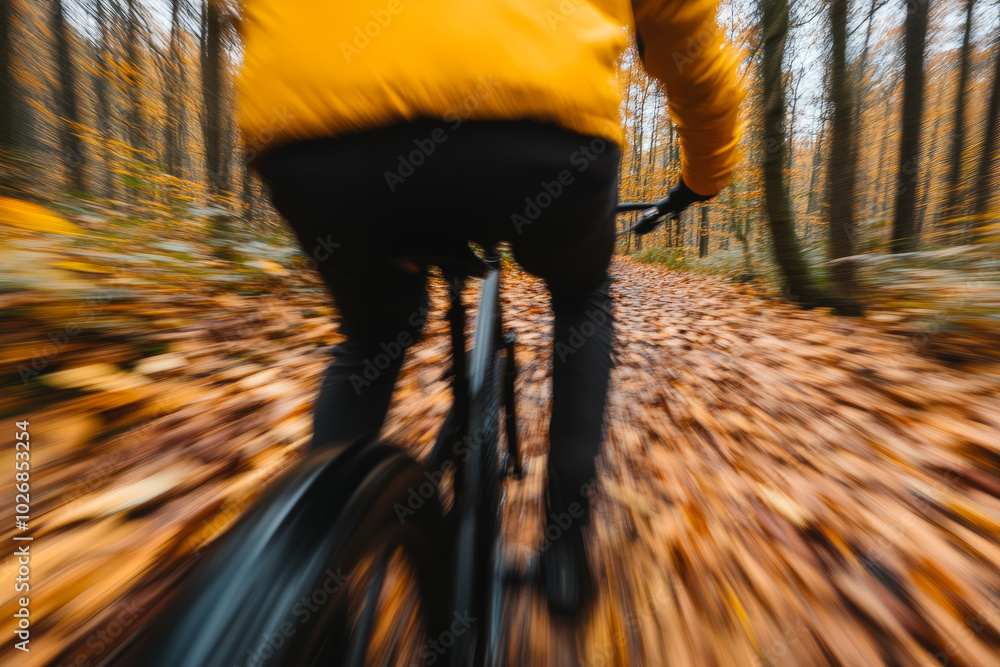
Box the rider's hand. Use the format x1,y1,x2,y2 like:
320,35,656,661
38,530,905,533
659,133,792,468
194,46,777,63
666,178,714,215
633,179,714,236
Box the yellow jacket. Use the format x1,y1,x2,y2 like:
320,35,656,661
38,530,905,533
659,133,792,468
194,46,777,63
237,0,743,195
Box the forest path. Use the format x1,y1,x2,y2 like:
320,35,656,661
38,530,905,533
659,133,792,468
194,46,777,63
412,258,1000,667
7,257,1000,667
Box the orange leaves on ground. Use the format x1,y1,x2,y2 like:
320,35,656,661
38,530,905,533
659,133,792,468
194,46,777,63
4,254,1000,666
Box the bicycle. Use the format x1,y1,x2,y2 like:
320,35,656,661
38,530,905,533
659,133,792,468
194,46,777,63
103,199,675,667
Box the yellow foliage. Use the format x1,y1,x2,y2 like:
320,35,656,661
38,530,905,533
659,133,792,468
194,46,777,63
257,260,287,275
54,261,115,274
0,197,84,235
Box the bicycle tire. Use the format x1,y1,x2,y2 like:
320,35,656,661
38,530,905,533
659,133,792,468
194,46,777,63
294,448,451,667
479,351,508,667
451,268,507,667
104,443,448,667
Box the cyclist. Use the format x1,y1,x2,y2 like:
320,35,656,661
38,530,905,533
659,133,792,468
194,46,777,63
237,0,743,617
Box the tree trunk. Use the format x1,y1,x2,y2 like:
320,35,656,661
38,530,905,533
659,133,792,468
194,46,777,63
729,187,754,276
663,116,676,247
633,80,647,194
971,31,1000,241
92,0,116,199
788,73,799,177
242,157,254,223
826,0,861,313
761,0,828,307
202,0,231,198
877,100,892,215
620,59,633,241
637,89,660,253
916,84,948,237
891,0,930,253
917,113,943,238
125,0,146,160
627,66,645,249
854,0,878,218
163,0,184,180
52,0,86,193
854,0,877,122
667,115,676,169
698,204,709,257
806,129,823,215
0,0,20,159
940,0,976,241
648,91,660,175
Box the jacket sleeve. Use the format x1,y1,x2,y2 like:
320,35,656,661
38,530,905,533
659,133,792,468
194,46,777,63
630,0,744,196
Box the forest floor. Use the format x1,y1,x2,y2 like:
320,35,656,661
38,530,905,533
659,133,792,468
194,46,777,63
2,200,1000,666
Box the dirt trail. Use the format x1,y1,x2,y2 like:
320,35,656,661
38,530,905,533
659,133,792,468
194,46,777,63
7,258,1000,666
469,260,1000,666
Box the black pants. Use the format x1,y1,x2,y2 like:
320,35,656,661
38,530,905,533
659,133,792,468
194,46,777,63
258,120,618,519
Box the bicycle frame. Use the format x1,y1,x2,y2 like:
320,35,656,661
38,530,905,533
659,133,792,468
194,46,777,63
427,250,520,465
417,246,520,667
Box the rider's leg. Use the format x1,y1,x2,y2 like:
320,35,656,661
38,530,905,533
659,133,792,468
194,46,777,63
540,272,614,614
506,143,618,530
307,262,429,451
257,142,430,451
547,273,614,524
506,145,618,615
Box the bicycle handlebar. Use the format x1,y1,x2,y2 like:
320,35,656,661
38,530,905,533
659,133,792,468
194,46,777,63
615,194,675,236
616,201,662,213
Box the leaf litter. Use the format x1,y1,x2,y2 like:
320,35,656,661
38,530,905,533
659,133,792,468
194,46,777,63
1,241,999,666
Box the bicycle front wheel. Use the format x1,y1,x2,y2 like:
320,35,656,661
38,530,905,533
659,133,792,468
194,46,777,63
450,263,509,667
105,443,449,667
